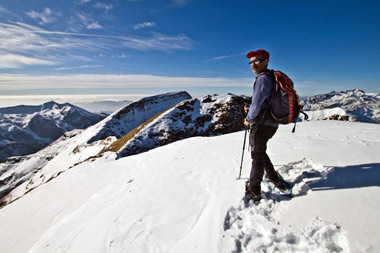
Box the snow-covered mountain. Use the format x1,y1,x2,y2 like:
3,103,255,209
301,88,380,123
0,91,192,207
108,94,250,158
0,92,252,208
0,121,379,252
0,101,104,162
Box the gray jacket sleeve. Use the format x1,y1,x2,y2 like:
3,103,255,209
246,74,273,123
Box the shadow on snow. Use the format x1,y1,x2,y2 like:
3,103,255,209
309,163,380,191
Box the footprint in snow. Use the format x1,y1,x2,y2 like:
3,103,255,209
223,159,349,253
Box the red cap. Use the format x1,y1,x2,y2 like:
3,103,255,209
246,49,270,59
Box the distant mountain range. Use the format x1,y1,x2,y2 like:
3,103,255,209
74,100,132,114
301,89,380,123
0,101,104,162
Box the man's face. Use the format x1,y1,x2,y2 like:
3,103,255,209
249,56,269,75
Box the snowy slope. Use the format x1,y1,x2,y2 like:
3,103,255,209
87,91,192,144
301,89,380,123
0,121,379,253
0,101,104,161
0,92,191,207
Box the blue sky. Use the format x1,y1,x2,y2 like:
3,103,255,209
0,0,379,106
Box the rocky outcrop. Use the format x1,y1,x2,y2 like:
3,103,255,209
115,94,251,158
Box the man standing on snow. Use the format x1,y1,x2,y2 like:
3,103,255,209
244,49,286,203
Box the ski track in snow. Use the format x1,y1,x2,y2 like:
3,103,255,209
224,159,349,253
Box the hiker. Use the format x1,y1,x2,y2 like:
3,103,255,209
243,49,287,203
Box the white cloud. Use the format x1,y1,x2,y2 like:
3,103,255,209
112,53,130,58
133,22,156,30
87,21,102,29
94,2,114,11
205,53,245,62
0,21,193,69
0,74,250,90
122,33,193,52
0,94,148,108
0,54,56,69
0,22,104,68
25,8,56,25
74,12,103,30
54,65,103,70
0,22,100,53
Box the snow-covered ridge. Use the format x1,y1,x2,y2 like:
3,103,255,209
105,94,251,158
0,101,104,162
301,88,380,123
87,91,192,144
0,92,191,207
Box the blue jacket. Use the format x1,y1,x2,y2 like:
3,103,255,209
246,69,274,123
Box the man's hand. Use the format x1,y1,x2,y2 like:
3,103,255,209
244,118,251,127
244,105,250,113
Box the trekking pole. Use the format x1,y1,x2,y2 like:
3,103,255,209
237,128,248,180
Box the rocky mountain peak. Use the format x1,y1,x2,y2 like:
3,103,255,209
301,89,380,123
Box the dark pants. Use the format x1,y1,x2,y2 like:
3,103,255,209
249,123,279,195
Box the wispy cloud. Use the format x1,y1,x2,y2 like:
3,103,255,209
94,2,115,11
0,74,250,91
133,22,156,30
0,5,21,20
0,22,103,69
205,53,245,62
25,8,58,25
122,33,193,52
0,22,100,52
112,53,130,58
87,21,102,29
0,21,193,69
0,54,56,69
74,12,103,30
55,65,103,71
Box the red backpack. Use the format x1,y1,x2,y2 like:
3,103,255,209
266,70,308,132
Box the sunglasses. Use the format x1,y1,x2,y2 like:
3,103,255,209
248,59,265,66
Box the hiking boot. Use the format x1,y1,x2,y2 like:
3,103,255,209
266,174,287,191
276,181,287,192
245,181,261,204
